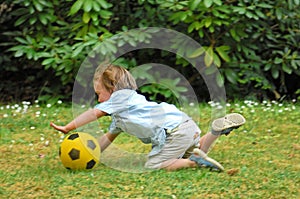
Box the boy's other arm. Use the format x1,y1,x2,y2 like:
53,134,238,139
98,132,119,152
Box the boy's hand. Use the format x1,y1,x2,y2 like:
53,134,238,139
50,122,69,134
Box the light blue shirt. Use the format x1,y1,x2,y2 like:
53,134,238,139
94,89,190,156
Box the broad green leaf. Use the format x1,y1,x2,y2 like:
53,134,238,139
117,39,126,47
42,58,55,65
271,67,279,79
8,46,25,51
291,60,297,69
128,39,136,47
57,63,65,71
15,15,28,26
275,8,282,20
204,46,214,66
233,7,246,14
213,19,223,26
282,63,292,74
230,28,240,42
212,9,220,17
92,1,101,11
216,46,231,62
217,45,230,51
103,40,117,53
76,24,88,37
189,0,201,10
213,0,222,6
264,63,272,71
216,72,224,87
204,17,212,28
15,50,24,57
224,69,238,84
36,52,51,58
39,0,52,7
169,12,186,23
82,12,90,23
255,10,265,19
164,90,172,98
204,65,217,75
97,0,112,9
39,13,48,25
257,3,273,8
188,21,201,33
198,30,204,38
274,57,282,64
70,0,84,15
29,6,35,14
245,11,254,19
176,86,188,92
213,52,221,67
29,16,37,25
216,6,231,13
99,10,113,19
204,0,213,8
83,39,98,47
90,12,99,22
15,37,28,44
25,35,34,44
83,0,93,12
64,64,73,73
26,48,35,59
188,47,205,58
33,0,43,12
72,45,85,57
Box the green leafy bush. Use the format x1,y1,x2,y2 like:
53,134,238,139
163,0,300,99
1,0,300,103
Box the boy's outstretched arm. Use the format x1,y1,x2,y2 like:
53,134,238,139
50,108,106,134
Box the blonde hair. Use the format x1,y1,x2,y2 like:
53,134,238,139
94,63,137,92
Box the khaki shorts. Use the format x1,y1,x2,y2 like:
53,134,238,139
145,120,201,169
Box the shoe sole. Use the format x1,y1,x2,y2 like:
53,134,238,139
212,113,246,132
193,148,224,171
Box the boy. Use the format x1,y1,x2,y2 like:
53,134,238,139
50,64,246,171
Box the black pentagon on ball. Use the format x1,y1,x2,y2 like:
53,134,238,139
68,148,80,160
87,140,97,150
86,159,96,169
68,133,79,140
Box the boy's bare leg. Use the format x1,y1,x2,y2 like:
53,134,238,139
199,132,219,153
162,159,197,171
161,149,224,171
199,113,246,153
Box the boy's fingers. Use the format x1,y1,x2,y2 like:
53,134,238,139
50,122,60,130
50,122,55,128
50,122,68,134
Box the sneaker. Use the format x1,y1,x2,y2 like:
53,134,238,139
212,113,246,135
189,148,224,171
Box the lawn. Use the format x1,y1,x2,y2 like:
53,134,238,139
0,100,299,198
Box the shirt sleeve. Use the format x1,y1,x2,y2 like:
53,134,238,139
94,90,134,114
94,90,135,134
108,119,123,134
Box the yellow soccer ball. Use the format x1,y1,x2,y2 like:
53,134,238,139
59,132,100,170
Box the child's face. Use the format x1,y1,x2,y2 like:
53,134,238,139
94,81,112,103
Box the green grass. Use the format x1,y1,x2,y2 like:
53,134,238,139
0,100,299,198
